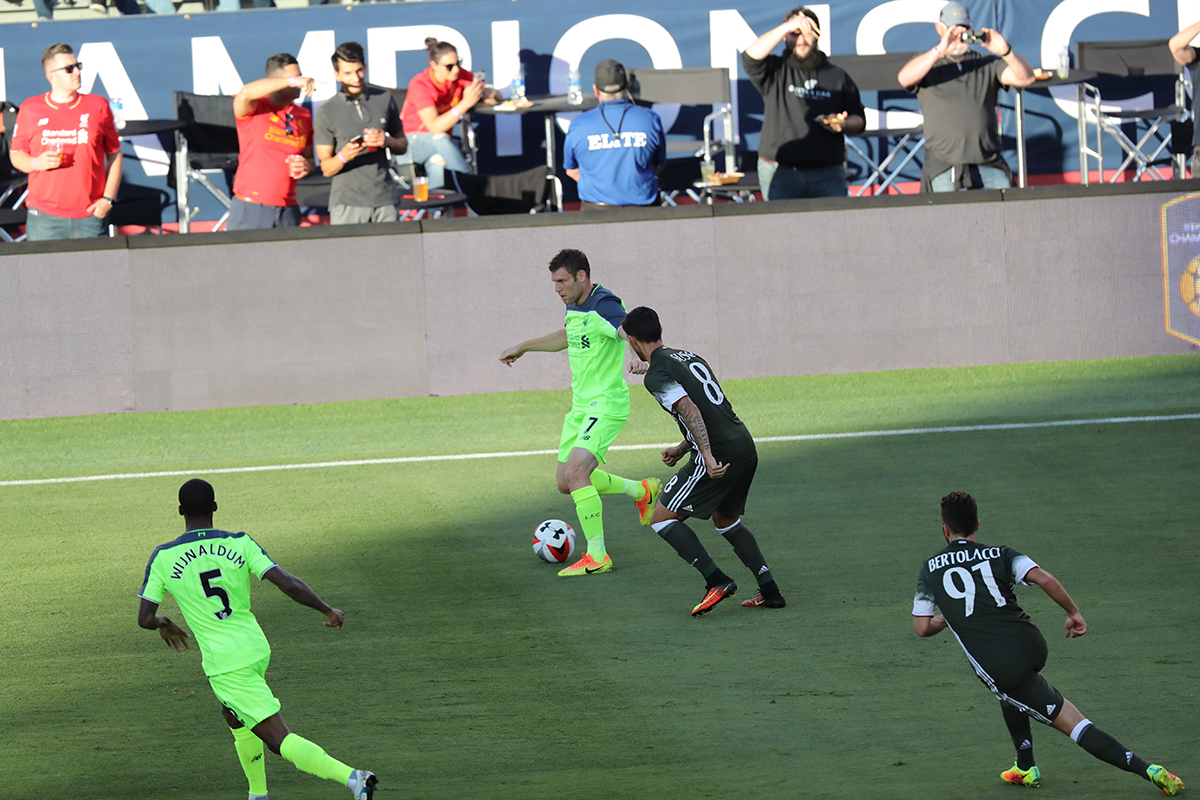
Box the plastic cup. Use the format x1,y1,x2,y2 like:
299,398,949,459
700,161,717,183
413,176,429,202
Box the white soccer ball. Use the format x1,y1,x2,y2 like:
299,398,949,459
532,519,577,564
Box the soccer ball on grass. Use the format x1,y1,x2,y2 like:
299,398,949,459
532,519,577,564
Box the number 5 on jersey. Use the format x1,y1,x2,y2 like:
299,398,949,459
200,568,234,620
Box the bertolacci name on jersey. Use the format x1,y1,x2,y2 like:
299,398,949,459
927,546,1002,573
170,543,247,579
587,132,651,150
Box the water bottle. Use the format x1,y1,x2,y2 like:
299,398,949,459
109,96,126,130
1057,46,1070,79
512,63,526,101
567,67,583,106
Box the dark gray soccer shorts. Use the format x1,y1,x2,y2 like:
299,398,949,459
659,455,757,520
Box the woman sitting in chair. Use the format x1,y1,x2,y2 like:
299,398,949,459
400,38,501,189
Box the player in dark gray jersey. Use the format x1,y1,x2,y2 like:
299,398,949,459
623,306,785,616
912,491,1184,794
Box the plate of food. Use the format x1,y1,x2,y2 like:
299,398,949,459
1033,68,1054,80
709,171,744,185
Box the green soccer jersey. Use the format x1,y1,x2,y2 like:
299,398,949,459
643,346,757,464
139,528,277,677
565,284,631,416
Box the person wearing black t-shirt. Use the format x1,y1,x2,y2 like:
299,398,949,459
742,6,865,200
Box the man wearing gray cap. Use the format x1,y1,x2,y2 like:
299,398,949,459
897,1,1034,191
563,58,666,209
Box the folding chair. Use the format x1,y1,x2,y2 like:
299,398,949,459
628,67,736,176
447,165,559,215
835,52,926,196
172,91,239,233
1077,39,1187,183
107,184,171,236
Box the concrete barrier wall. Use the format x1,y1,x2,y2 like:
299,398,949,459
1,187,1194,420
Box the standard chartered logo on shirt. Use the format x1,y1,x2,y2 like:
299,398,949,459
587,132,650,150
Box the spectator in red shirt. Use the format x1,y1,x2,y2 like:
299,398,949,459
229,53,317,230
11,43,122,241
400,37,500,189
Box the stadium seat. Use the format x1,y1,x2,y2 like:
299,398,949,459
1077,39,1188,183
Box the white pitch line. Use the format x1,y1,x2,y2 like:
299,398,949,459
2,413,1198,488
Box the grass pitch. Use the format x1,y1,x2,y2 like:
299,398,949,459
1,355,1197,799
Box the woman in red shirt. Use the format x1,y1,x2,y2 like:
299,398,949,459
400,38,499,189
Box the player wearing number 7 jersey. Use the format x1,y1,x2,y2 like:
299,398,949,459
499,249,661,578
912,491,1184,795
622,306,786,616
138,479,378,800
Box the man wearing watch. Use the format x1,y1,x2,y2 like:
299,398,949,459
10,43,123,240
897,2,1034,192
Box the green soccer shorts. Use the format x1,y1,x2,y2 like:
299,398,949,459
558,408,629,464
208,656,282,728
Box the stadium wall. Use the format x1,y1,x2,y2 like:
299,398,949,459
1,185,1196,420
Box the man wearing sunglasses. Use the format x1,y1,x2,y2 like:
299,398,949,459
229,53,316,230
10,43,122,240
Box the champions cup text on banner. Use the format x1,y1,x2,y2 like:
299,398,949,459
1,0,1193,199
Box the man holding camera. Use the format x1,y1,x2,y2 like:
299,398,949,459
897,1,1034,192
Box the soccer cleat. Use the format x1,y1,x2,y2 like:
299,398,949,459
1147,765,1184,796
557,553,613,576
349,769,377,800
740,593,786,609
1000,762,1041,788
635,477,662,526
691,580,737,616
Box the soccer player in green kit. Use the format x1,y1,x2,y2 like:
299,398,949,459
138,479,378,800
500,249,660,577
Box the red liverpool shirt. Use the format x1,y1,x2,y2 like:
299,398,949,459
11,92,120,218
232,98,312,207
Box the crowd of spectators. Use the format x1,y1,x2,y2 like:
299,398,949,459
6,2,1200,241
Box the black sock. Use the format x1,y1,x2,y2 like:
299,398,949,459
658,521,721,583
1076,724,1151,777
720,523,774,586
1000,702,1035,770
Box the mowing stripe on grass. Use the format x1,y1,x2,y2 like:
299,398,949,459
3,413,1198,488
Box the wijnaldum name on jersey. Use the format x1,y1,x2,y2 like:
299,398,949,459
170,544,247,579
927,546,1002,572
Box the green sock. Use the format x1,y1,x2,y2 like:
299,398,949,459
591,470,642,498
279,733,354,785
231,726,267,796
571,485,606,557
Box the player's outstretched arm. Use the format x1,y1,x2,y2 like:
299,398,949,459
263,566,344,628
1024,567,1087,638
137,597,192,652
500,329,568,365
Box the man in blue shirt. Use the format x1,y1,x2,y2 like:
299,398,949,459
564,59,666,209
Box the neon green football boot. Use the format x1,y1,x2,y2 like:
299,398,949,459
1000,762,1041,787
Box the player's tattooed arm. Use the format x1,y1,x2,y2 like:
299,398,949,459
674,396,728,478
